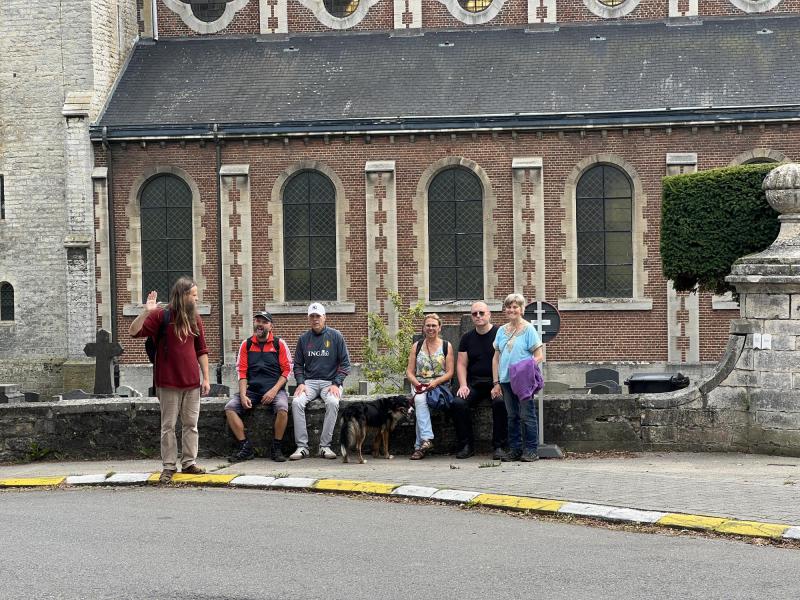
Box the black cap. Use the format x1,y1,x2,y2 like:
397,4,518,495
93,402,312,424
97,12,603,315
254,311,273,323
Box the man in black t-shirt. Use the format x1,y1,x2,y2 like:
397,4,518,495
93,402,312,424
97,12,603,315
453,301,507,459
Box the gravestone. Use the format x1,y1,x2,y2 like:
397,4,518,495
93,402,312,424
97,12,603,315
585,368,620,386
84,329,124,395
23,392,41,402
0,384,24,404
60,389,92,400
208,383,230,397
115,385,142,398
544,381,570,394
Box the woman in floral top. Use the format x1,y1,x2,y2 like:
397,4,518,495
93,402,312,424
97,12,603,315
406,314,454,459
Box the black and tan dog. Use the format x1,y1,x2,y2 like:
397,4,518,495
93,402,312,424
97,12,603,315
338,395,410,463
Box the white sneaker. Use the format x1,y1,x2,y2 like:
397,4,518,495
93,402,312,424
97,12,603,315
318,446,337,459
289,447,310,461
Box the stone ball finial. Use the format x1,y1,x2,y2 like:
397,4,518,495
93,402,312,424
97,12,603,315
762,162,800,215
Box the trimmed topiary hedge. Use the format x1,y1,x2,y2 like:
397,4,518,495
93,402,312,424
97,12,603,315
661,163,780,294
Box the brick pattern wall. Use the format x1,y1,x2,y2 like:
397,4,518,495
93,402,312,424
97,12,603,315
100,124,800,367
150,0,800,38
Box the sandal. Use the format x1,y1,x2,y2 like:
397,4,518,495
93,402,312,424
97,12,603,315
159,469,176,484
420,439,433,452
410,449,426,460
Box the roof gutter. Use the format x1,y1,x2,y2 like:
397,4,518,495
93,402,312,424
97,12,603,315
89,106,800,141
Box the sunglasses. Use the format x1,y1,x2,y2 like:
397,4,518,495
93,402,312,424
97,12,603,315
471,311,486,317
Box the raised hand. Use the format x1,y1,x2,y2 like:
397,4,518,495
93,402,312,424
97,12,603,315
145,290,159,312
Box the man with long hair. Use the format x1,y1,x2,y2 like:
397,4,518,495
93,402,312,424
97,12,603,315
130,277,211,483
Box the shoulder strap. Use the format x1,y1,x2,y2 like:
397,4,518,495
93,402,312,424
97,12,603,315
443,340,449,359
273,336,280,355
246,337,253,353
412,340,420,364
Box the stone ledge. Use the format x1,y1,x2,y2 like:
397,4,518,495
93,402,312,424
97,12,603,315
264,302,356,314
123,303,211,316
558,298,653,311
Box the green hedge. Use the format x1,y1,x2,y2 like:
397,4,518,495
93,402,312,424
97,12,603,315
661,163,780,294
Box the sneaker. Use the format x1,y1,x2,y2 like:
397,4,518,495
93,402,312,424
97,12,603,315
159,469,176,484
318,446,337,459
521,449,540,462
271,444,288,462
492,447,505,461
229,440,255,462
455,445,474,459
289,447,310,461
181,464,206,475
500,449,523,462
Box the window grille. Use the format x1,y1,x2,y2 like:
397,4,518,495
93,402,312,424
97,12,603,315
0,282,13,321
283,171,337,301
428,168,484,301
576,165,633,297
189,1,228,22
458,0,492,12
140,175,194,302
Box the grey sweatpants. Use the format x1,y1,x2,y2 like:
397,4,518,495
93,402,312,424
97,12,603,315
291,379,341,448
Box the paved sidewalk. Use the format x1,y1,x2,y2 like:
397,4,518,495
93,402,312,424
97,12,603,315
1,451,799,526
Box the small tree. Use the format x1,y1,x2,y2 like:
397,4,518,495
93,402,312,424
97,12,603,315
362,291,425,393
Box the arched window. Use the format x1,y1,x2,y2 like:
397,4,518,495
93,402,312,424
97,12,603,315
576,165,633,297
323,0,359,17
428,168,484,301
283,170,337,301
139,174,193,302
0,282,13,321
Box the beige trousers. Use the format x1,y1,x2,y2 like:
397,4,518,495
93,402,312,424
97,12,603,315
157,387,201,470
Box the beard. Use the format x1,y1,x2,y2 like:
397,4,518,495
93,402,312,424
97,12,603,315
185,299,197,322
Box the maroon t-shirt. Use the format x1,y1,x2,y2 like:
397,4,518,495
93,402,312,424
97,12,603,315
135,308,208,389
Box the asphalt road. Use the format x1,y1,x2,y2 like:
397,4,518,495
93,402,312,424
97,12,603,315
2,488,798,600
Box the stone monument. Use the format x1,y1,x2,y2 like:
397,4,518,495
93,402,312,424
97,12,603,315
83,329,124,396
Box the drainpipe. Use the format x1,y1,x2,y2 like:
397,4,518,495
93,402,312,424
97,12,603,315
214,124,224,384
102,127,118,344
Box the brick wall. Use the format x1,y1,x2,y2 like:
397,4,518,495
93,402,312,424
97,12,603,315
150,0,800,37
99,123,799,368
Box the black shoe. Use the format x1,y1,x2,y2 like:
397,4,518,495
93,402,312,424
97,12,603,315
500,449,523,462
492,447,505,461
521,449,540,462
229,440,255,462
455,445,474,459
271,443,287,462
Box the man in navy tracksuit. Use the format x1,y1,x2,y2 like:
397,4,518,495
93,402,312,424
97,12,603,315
289,302,351,460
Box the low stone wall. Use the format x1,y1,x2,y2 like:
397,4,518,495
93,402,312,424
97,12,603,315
2,385,798,463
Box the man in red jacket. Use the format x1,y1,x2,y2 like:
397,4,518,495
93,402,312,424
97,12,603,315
130,277,211,483
225,311,292,462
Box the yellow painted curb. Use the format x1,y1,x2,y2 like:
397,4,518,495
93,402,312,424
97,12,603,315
714,520,789,539
473,493,564,512
171,473,238,485
314,479,397,494
0,476,66,487
147,473,162,483
657,514,727,531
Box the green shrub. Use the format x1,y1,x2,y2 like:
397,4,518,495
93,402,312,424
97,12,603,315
361,291,425,393
661,163,780,294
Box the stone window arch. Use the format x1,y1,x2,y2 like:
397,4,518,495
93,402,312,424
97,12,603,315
413,157,498,309
436,0,507,24
727,0,783,13
582,0,641,18
295,0,381,29
268,161,350,307
729,148,788,166
162,0,250,34
560,155,651,311
427,167,484,301
124,167,207,312
0,282,13,321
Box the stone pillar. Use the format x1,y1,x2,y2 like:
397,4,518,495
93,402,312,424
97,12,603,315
62,92,97,358
725,163,800,452
93,167,112,332
365,161,399,333
528,0,557,24
260,0,288,34
511,157,545,301
394,0,421,29
665,153,699,364
220,164,252,365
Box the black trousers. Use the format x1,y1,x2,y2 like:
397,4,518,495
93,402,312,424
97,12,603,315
450,380,508,450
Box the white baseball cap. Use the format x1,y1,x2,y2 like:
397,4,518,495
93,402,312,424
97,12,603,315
307,302,326,316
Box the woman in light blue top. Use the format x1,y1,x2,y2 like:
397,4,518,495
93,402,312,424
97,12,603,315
406,313,454,460
491,293,544,462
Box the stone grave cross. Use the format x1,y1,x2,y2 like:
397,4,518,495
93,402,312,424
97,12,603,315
84,329,124,395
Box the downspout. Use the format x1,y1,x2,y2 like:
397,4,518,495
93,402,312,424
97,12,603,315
102,127,118,344
214,123,225,384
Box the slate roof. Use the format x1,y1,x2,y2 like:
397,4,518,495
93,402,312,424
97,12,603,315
95,15,800,136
